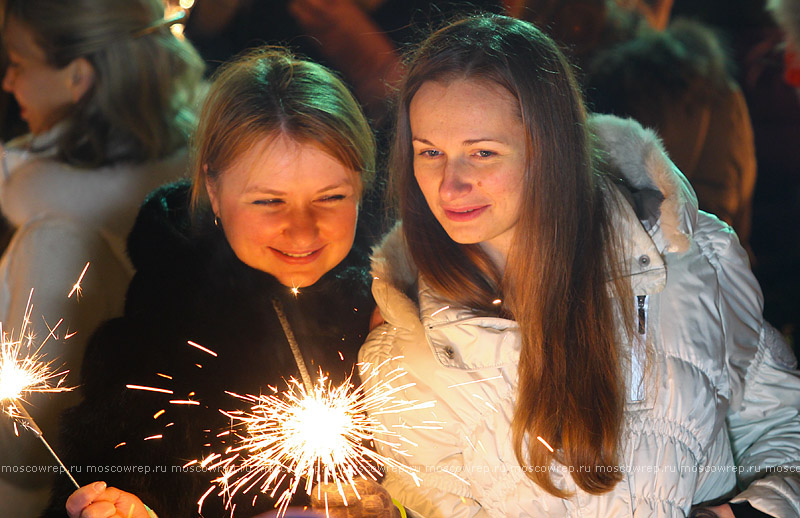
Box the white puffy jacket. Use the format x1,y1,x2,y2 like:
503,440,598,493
359,115,800,518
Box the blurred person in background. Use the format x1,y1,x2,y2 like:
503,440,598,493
518,1,758,254
666,0,800,351
0,0,204,514
584,17,758,257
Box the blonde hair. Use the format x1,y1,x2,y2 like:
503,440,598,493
5,0,205,166
392,14,633,497
190,47,376,210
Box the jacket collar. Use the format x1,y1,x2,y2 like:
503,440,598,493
1,125,61,180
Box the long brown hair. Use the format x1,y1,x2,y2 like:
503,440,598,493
391,14,633,496
5,0,205,167
190,47,376,210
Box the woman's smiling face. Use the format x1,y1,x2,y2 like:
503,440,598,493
410,78,526,263
206,133,360,288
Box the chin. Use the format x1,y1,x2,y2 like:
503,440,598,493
443,230,481,245
275,272,324,289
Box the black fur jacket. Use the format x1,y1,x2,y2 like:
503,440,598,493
42,181,377,517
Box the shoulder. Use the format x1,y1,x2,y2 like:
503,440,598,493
1,142,189,238
369,224,423,328
127,179,212,271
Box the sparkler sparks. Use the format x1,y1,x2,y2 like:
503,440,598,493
188,340,218,357
125,384,174,395
0,292,73,415
536,435,555,453
199,361,430,516
67,262,91,299
0,291,78,488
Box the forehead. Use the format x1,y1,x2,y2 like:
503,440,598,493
3,16,45,61
222,133,359,189
409,78,522,138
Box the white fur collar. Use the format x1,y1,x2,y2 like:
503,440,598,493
589,114,696,254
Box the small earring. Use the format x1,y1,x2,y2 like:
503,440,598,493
214,216,220,227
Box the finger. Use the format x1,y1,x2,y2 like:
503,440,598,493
311,483,349,507
77,500,117,518
362,494,391,517
66,482,107,517
103,486,149,518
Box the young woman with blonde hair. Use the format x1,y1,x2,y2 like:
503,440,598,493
358,14,800,518
0,0,204,514
52,47,386,518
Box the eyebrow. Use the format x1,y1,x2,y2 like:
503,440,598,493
243,181,352,195
412,137,508,146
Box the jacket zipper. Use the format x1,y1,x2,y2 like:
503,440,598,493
630,295,648,402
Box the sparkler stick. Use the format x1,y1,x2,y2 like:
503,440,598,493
271,299,313,391
13,405,80,489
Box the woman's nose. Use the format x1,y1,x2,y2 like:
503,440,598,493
2,68,15,93
283,208,319,246
439,161,472,202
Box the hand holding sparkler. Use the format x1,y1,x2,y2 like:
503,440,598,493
66,481,151,518
311,479,400,518
193,301,429,517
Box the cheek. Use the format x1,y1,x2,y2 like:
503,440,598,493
224,209,278,248
10,73,33,102
489,164,525,198
414,171,438,205
322,205,358,251
495,173,525,222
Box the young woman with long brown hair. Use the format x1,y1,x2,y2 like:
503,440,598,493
358,14,800,518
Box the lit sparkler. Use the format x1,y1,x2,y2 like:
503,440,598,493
0,291,78,489
0,292,73,414
199,360,430,517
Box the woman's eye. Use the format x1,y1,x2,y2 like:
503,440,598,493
475,150,496,158
318,194,347,202
252,199,283,206
419,149,442,158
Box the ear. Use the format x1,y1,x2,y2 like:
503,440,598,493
204,165,221,217
67,57,95,102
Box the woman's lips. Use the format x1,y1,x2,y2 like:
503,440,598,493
269,246,324,264
442,205,489,222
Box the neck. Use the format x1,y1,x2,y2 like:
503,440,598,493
479,241,508,274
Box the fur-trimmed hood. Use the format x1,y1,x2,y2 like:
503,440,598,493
590,113,696,255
